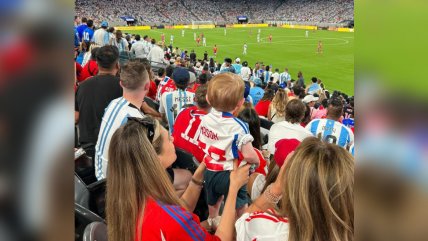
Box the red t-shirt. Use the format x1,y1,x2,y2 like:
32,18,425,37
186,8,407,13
137,198,220,241
159,78,177,99
173,106,207,163
254,100,271,117
213,47,217,53
147,80,157,100
79,60,98,82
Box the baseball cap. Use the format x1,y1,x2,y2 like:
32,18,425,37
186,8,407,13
172,68,190,86
101,21,109,27
274,139,301,167
235,58,241,63
303,95,319,104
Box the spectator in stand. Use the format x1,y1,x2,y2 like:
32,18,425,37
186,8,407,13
76,17,88,42
79,47,99,82
156,65,175,102
219,58,236,73
272,68,280,83
232,58,242,75
307,77,321,94
278,67,291,87
75,45,122,160
240,61,251,81
268,88,288,123
301,103,312,127
249,78,264,106
82,19,95,44
159,68,195,134
172,85,210,163
148,39,169,68
254,88,274,118
130,34,147,59
93,21,109,46
139,59,158,101
236,137,354,241
302,94,319,118
110,30,128,52
305,98,354,148
209,58,216,73
267,99,312,154
106,116,251,241
296,71,305,88
94,61,150,180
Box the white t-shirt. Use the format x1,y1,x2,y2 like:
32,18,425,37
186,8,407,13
130,40,147,58
240,66,251,81
272,72,280,83
196,109,253,171
267,121,313,154
305,118,354,148
236,209,289,241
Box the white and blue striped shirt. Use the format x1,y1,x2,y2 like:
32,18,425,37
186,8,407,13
159,89,195,134
94,97,144,180
305,118,354,148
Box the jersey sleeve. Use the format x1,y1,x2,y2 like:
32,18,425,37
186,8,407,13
235,212,289,241
159,92,166,113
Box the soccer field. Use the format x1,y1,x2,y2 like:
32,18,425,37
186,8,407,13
126,27,354,95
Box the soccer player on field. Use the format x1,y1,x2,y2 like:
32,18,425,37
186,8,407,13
305,30,309,38
257,34,260,43
258,28,261,34
269,34,272,43
196,37,201,46
161,33,165,42
317,40,323,54
213,44,218,56
243,43,247,55
194,32,196,40
181,29,184,37
224,28,227,36
202,36,207,47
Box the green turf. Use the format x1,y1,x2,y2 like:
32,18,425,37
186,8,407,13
126,27,354,95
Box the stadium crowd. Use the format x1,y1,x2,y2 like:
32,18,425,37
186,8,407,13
74,14,354,240
75,0,354,25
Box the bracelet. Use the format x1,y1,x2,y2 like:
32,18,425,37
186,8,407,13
263,184,283,204
207,216,221,228
191,178,204,186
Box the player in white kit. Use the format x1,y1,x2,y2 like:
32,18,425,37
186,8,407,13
306,30,309,38
194,32,196,40
243,43,247,55
202,37,206,46
182,29,185,37
224,28,227,36
170,35,174,44
257,34,260,43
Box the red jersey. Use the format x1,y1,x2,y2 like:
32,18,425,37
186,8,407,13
196,38,200,43
147,80,157,100
79,60,98,82
173,106,207,163
136,198,220,241
159,78,177,99
213,47,217,53
254,100,271,117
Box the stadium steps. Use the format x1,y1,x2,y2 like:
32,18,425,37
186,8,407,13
179,0,201,21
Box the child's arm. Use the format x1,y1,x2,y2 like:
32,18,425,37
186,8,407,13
241,142,260,166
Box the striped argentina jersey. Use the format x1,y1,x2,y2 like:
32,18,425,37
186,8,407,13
305,118,354,148
94,97,144,180
156,76,171,101
196,109,254,171
159,89,195,134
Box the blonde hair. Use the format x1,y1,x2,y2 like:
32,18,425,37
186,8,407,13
207,73,244,112
271,88,288,117
120,62,149,90
279,137,354,241
106,117,181,241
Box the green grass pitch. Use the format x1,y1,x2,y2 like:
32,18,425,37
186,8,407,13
125,27,354,95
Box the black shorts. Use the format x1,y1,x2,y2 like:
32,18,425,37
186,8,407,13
204,169,249,209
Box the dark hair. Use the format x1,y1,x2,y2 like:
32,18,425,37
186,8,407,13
292,86,304,98
266,65,270,71
143,35,148,40
81,17,87,23
107,27,115,33
195,85,209,109
165,65,174,77
135,34,141,41
238,106,262,149
87,19,94,28
285,99,306,124
224,58,232,64
198,73,211,84
275,68,279,72
96,45,119,69
158,67,165,77
242,61,248,67
301,103,311,126
151,39,156,45
261,88,275,101
327,98,344,120
297,71,303,78
90,47,99,60
311,77,318,83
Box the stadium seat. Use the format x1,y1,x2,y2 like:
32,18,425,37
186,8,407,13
83,222,108,241
74,173,107,218
75,147,97,185
259,118,274,130
75,204,105,241
144,96,160,112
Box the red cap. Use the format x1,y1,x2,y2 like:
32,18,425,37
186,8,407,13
274,139,301,167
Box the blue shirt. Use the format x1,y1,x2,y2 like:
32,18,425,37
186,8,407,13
249,86,264,106
307,83,321,94
232,64,242,74
76,24,88,41
82,28,94,43
305,119,354,148
74,27,80,47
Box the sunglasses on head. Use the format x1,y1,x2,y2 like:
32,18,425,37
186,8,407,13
127,117,156,143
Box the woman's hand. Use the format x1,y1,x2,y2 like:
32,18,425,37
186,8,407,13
230,160,250,192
